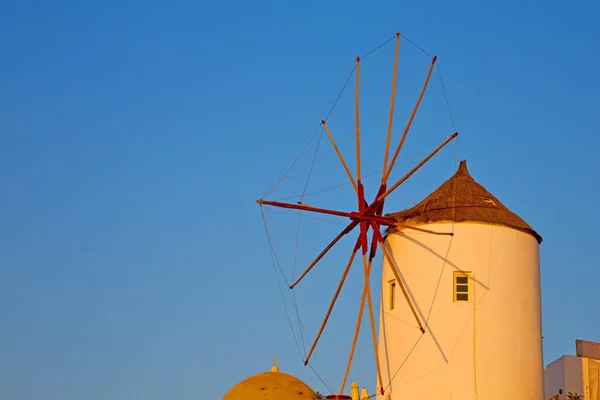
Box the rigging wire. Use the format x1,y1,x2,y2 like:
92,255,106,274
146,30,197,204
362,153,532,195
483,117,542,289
271,136,449,203
290,125,326,370
300,213,348,226
315,57,429,148
261,206,308,360
472,277,479,400
325,37,392,127
324,64,357,123
263,206,363,301
266,211,308,357
263,127,320,199
263,207,335,392
400,33,434,58
264,31,435,199
308,362,334,394
312,352,333,393
295,125,325,272
325,30,394,126
361,36,395,59
262,207,373,385
263,57,348,199
263,207,375,381
265,36,396,198
437,63,457,132
263,35,392,198
321,35,393,127
294,277,375,382
263,208,295,215
264,59,432,198
271,169,378,202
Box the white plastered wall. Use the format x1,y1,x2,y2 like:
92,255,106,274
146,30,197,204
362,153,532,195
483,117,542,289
544,355,600,400
377,222,543,400
544,356,568,399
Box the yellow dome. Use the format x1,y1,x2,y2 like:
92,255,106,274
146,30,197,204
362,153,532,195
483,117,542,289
222,370,315,400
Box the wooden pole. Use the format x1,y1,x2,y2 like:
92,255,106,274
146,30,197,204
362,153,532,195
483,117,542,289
304,240,360,365
377,132,457,205
355,56,362,182
289,225,354,289
323,121,358,194
378,240,425,333
384,56,437,183
340,259,368,394
397,224,454,236
363,252,385,392
382,32,401,180
256,200,397,227
341,227,386,395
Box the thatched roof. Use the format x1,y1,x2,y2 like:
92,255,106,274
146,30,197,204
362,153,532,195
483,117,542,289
388,160,542,243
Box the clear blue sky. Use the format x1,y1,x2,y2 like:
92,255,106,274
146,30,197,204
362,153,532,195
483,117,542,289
1,0,599,399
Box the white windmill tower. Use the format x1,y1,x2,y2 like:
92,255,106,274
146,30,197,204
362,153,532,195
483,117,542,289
378,160,544,400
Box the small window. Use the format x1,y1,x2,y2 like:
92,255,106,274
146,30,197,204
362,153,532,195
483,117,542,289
389,280,396,310
453,271,472,302
481,196,496,205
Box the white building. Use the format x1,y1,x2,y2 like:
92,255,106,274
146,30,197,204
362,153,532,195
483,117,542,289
378,160,544,400
544,340,600,400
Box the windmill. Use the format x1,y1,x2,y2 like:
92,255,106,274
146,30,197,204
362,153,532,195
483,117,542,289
256,32,458,399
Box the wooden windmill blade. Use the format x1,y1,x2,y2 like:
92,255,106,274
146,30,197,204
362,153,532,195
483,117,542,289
256,31,458,398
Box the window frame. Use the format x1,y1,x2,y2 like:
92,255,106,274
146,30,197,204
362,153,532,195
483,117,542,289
453,271,472,303
388,279,396,310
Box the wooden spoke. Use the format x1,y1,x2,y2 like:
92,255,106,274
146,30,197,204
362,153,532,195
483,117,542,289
256,200,397,227
289,223,357,289
397,224,455,236
384,56,438,183
363,252,385,393
382,32,401,181
340,259,368,394
376,132,458,205
341,227,385,395
377,236,425,333
304,239,361,365
322,121,358,194
355,56,362,182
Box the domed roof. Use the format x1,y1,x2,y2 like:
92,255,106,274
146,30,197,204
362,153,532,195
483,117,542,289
388,160,542,243
222,360,314,400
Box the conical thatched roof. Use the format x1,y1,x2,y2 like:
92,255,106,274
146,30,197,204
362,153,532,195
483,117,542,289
388,160,542,243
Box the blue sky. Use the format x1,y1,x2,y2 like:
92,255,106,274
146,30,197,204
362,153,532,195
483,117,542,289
1,0,599,399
